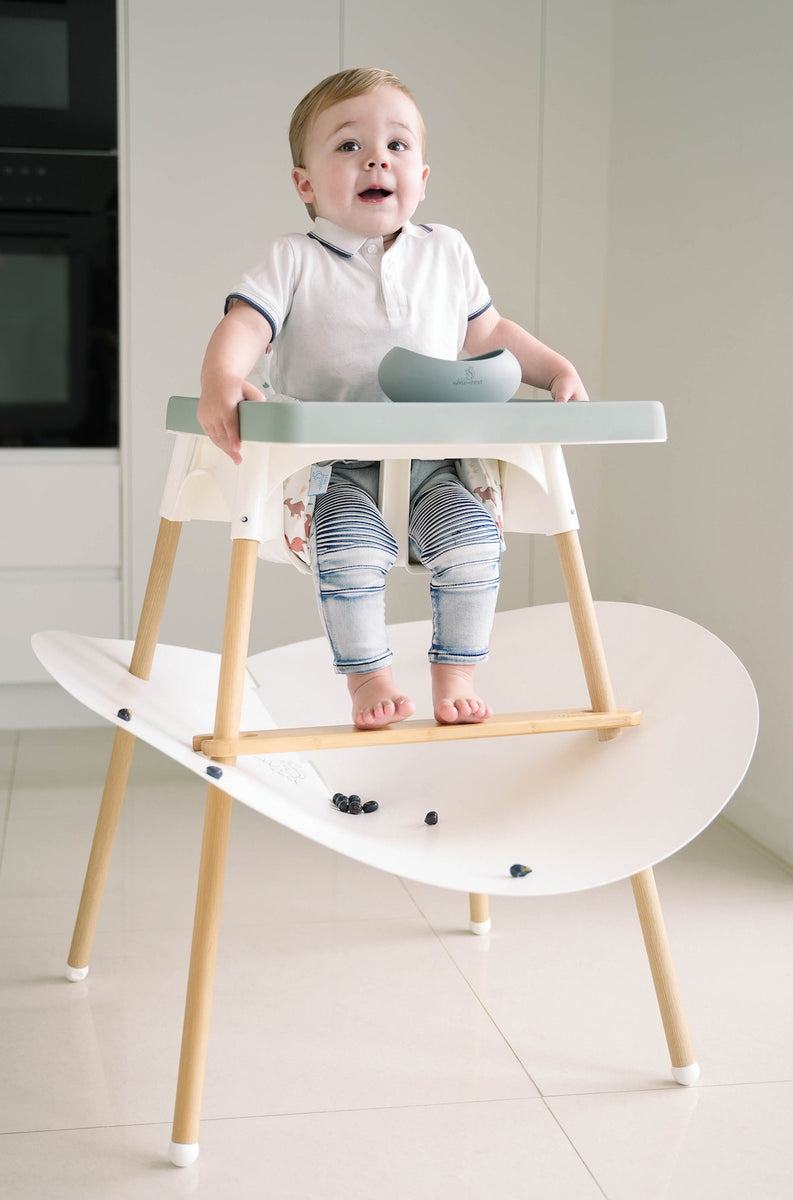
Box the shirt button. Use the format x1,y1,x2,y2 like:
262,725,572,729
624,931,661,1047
367,243,378,254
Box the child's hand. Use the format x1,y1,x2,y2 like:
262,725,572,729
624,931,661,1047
197,376,266,465
548,368,590,404
197,302,273,463
463,309,590,404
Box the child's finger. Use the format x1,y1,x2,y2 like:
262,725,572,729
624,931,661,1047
221,420,242,463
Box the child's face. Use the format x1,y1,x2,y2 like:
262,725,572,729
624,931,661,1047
292,86,430,238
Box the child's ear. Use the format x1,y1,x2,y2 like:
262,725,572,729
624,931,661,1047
419,163,430,202
292,166,315,204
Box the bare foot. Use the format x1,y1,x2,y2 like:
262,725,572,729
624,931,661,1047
348,667,416,730
431,663,492,725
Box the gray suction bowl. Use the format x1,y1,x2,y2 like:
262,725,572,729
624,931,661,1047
378,346,522,404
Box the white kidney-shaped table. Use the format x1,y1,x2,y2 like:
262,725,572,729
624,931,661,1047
33,386,758,1166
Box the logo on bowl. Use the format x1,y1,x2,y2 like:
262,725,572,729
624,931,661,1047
452,365,482,386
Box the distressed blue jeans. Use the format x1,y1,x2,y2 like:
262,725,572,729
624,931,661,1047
308,460,501,674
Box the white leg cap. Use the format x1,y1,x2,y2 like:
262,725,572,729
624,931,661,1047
169,1141,200,1167
672,1062,700,1086
65,963,89,982
469,918,492,935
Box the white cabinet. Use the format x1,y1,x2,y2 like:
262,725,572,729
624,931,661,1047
0,578,121,684
0,451,121,684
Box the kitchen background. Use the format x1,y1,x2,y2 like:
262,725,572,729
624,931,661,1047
0,0,790,866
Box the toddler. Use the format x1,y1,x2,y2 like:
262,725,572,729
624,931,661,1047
197,67,589,730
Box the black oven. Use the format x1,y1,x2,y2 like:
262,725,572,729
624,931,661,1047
0,150,118,447
0,0,116,151
0,0,118,448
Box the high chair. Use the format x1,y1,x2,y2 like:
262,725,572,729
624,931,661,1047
33,383,758,1167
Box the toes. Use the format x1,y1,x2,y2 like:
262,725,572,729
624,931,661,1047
356,706,389,729
434,697,491,725
354,704,383,729
354,695,414,730
434,698,463,725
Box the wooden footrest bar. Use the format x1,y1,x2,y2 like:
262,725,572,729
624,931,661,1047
193,707,641,758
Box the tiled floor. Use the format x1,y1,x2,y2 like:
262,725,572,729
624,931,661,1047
1,727,791,1198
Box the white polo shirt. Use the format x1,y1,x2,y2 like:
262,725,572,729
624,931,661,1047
226,218,492,403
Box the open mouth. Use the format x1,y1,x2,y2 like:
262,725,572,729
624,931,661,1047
358,187,393,201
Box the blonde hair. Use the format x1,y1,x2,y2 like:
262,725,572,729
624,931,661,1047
289,67,426,220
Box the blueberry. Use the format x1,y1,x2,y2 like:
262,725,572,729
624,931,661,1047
206,764,223,780
332,792,346,807
117,707,131,721
424,811,439,825
337,797,350,812
509,863,532,877
362,800,379,813
348,794,361,805
347,800,363,815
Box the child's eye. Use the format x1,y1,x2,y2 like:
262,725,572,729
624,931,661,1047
388,139,408,152
338,140,361,152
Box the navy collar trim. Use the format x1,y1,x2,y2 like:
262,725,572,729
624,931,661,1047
306,231,353,259
306,218,433,258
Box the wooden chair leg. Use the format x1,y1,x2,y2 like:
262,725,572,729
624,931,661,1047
66,518,183,980
469,892,491,934
129,517,184,680
555,529,619,742
631,867,700,1085
66,726,136,979
170,538,259,1166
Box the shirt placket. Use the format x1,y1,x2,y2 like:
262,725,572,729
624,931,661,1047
361,239,409,323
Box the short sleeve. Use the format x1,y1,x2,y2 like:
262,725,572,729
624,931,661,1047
454,229,492,322
224,235,300,340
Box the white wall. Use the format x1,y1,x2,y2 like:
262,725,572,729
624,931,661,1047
525,0,614,602
598,1,793,861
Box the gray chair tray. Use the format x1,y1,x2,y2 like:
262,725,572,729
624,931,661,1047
166,396,667,447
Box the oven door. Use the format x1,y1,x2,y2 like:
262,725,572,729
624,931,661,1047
0,213,101,446
0,0,116,150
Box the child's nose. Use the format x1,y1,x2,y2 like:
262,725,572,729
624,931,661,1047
368,156,390,169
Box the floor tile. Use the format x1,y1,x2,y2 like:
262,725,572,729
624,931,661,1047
203,919,538,1119
0,918,537,1134
0,732,17,841
3,729,792,1198
409,877,679,1095
0,776,421,939
0,1099,605,1200
642,821,793,1087
9,727,181,820
403,820,793,1095
12,726,117,788
0,730,17,778
0,734,15,864
548,1081,793,1200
